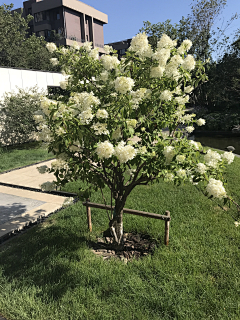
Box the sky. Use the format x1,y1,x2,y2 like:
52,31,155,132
3,0,240,54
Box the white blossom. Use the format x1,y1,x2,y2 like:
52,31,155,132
79,108,94,124
46,42,57,53
196,163,207,174
114,141,137,164
96,109,108,119
184,86,194,93
185,126,195,133
165,172,174,181
189,140,200,150
114,76,135,94
50,58,59,66
157,34,176,50
60,80,68,90
177,39,192,54
89,48,99,60
204,149,221,168
99,70,109,82
82,41,92,52
128,33,152,59
221,152,235,164
101,55,120,70
150,66,165,78
70,92,100,112
152,48,170,66
160,90,172,101
206,178,227,199
126,119,137,128
176,169,187,178
104,45,113,54
91,122,109,135
176,155,186,162
163,146,175,164
181,55,196,71
196,118,206,126
96,141,114,159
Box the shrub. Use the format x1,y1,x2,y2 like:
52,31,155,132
0,86,44,145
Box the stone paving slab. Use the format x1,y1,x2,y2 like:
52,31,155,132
0,159,56,189
0,185,67,241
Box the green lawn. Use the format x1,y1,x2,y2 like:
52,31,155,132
0,142,54,173
0,154,240,319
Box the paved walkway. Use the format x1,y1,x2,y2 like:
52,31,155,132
0,160,69,242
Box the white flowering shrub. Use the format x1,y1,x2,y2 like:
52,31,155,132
38,34,236,244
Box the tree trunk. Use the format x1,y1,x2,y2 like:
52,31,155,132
109,202,124,246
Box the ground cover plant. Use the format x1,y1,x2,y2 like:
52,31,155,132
0,156,239,320
0,141,53,173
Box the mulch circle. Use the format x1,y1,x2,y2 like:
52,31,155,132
89,233,157,263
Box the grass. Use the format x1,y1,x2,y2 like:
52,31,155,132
0,153,240,319
0,142,54,173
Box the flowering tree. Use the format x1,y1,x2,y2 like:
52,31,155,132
36,34,235,245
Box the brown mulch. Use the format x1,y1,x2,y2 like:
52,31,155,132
88,233,157,263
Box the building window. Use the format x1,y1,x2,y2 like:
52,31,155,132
55,10,60,20
34,10,49,22
119,49,126,55
58,28,62,35
28,8,32,15
86,35,88,41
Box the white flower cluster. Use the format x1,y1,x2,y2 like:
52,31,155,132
163,146,175,164
180,113,195,124
181,55,196,71
175,96,189,106
152,48,170,67
128,33,152,59
82,41,92,52
176,155,185,162
206,178,227,199
50,58,59,66
130,88,149,109
165,172,174,181
96,141,114,159
176,169,187,178
221,152,235,164
60,79,68,90
70,92,100,112
160,90,172,101
150,66,165,78
195,163,207,174
185,126,195,133
177,39,192,55
104,45,113,55
101,55,120,70
51,159,69,171
196,118,206,126
99,70,109,82
164,55,183,80
40,97,56,116
91,122,109,135
40,181,56,192
114,141,137,164
55,126,66,136
189,140,200,150
204,149,222,168
79,109,94,124
37,124,53,142
114,76,135,94
69,141,83,153
33,114,45,124
157,34,177,50
89,48,99,60
37,165,49,174
96,109,108,119
138,146,147,154
46,42,57,53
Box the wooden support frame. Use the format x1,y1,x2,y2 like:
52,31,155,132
82,201,171,245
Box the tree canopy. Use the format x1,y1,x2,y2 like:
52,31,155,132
0,3,60,71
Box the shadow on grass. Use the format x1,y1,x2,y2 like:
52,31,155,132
0,208,94,300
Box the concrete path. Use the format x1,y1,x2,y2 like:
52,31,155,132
0,160,69,242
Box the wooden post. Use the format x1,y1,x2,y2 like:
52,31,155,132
164,211,170,246
86,198,92,232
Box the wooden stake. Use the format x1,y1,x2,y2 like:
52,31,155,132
86,198,92,232
164,211,170,246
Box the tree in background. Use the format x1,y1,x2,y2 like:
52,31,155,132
0,4,60,71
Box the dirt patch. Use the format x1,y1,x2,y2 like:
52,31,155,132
89,233,157,263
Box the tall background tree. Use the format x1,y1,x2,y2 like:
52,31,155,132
0,4,60,71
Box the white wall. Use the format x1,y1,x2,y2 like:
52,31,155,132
0,67,65,99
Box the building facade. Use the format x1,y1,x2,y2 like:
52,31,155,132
105,39,132,59
14,0,108,53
